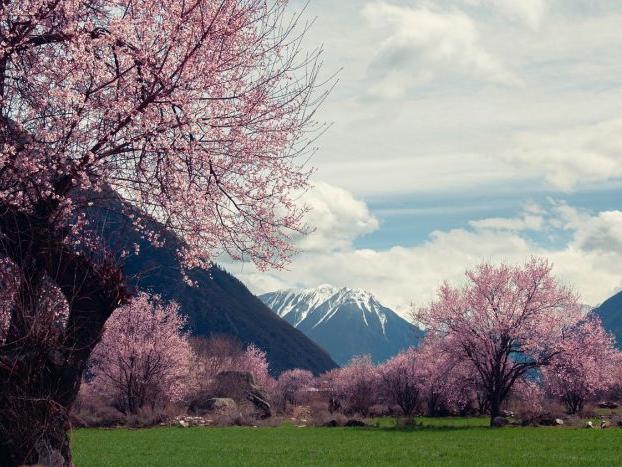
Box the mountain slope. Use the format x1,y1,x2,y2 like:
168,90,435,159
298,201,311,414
594,291,622,346
92,196,337,376
260,285,423,365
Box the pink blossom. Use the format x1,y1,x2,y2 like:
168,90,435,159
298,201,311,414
88,293,194,413
0,0,325,270
325,355,379,416
416,258,584,425
276,369,315,407
378,348,421,417
542,316,621,414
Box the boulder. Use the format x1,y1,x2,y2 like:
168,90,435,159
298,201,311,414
189,395,237,416
491,417,509,428
598,402,619,409
213,371,272,419
171,415,212,427
537,418,555,426
345,419,367,427
247,391,271,419
538,417,565,427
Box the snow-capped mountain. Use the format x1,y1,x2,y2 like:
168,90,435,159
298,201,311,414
260,285,424,366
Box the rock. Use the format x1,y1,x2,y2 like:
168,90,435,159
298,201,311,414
247,391,271,419
598,402,619,409
322,419,338,427
213,371,272,419
189,397,237,416
537,418,555,426
171,415,212,428
601,421,612,429
491,417,509,428
538,417,564,427
344,419,367,427
585,421,594,429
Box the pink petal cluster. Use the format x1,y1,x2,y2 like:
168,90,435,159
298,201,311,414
192,336,274,391
542,317,620,414
0,0,324,269
323,355,380,416
88,293,194,413
276,369,315,407
415,258,604,422
378,348,421,417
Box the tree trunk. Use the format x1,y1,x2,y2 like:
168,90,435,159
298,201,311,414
0,368,73,466
0,330,109,466
0,205,128,466
489,393,504,427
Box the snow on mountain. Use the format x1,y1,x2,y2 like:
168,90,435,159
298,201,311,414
260,285,424,366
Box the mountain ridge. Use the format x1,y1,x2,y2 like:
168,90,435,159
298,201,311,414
594,290,622,346
92,194,338,376
260,285,423,365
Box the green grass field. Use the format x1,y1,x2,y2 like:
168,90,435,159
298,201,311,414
71,418,622,466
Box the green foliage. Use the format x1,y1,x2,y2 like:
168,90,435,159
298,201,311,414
73,418,622,466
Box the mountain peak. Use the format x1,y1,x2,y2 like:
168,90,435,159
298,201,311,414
260,285,423,365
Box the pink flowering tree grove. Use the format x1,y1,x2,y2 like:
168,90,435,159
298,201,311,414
0,0,324,464
378,348,421,417
415,338,479,416
191,335,248,384
192,335,274,396
511,377,546,422
87,293,194,415
328,355,379,417
416,259,584,426
276,369,315,410
543,317,620,414
234,344,273,390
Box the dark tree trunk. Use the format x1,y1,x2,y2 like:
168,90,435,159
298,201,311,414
0,205,128,466
488,390,504,427
0,348,74,466
564,393,583,415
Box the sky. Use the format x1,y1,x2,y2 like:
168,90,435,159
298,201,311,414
226,0,622,318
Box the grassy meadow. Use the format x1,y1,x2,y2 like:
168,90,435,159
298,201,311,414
71,417,622,466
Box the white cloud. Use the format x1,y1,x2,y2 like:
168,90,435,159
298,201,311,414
294,1,622,199
368,70,433,99
231,2,622,319
465,0,549,29
361,1,523,95
229,189,622,319
317,153,525,197
469,207,545,231
507,118,622,191
555,205,622,254
241,225,622,318
296,181,379,253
